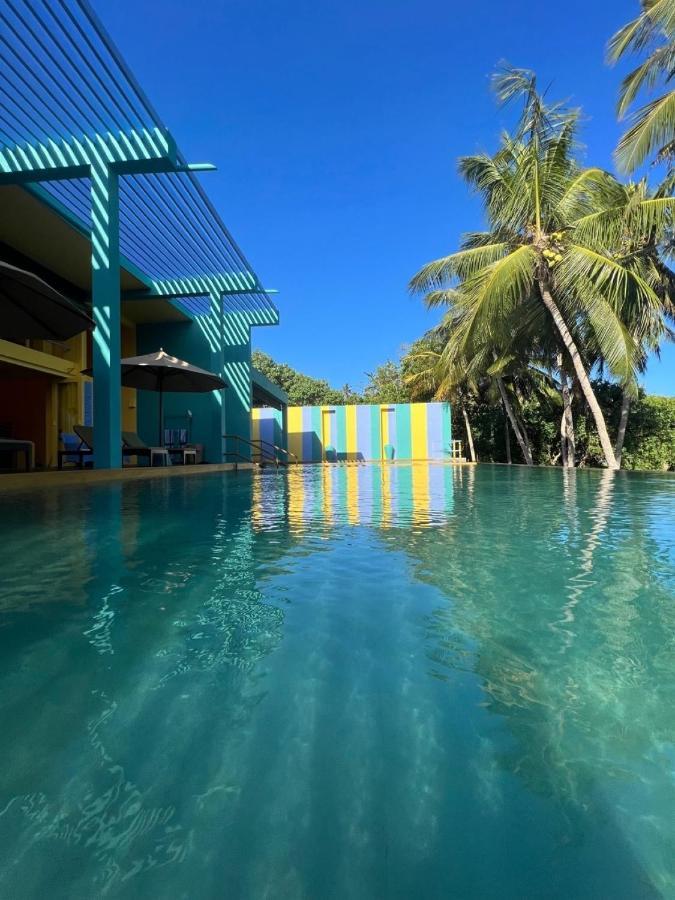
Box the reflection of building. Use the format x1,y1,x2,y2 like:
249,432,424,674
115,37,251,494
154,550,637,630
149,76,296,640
258,462,455,532
0,3,279,470
253,402,452,463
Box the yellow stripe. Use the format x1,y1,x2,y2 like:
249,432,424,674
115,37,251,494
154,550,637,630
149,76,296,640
288,466,304,533
410,403,428,460
381,465,392,527
346,405,357,457
322,465,333,523
287,406,303,462
380,407,389,458
346,465,359,524
251,410,261,444
251,469,263,529
412,463,430,525
321,409,332,460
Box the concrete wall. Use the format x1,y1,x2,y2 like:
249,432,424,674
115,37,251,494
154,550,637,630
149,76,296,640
253,402,452,463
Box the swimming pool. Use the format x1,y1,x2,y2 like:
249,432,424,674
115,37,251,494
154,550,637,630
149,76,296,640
0,464,673,899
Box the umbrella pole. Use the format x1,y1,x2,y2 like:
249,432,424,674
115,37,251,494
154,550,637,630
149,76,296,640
159,385,164,447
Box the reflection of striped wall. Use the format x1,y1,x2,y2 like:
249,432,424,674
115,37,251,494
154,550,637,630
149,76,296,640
249,459,455,531
252,402,451,463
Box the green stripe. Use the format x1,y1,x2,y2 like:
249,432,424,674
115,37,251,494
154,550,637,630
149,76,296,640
334,406,347,457
396,403,412,460
370,405,382,460
442,402,452,452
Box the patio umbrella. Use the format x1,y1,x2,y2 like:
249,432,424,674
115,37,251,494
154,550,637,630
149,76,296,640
85,348,226,445
0,260,95,342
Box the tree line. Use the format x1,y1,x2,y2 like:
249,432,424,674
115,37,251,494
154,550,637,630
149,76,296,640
408,1,674,470
255,2,674,471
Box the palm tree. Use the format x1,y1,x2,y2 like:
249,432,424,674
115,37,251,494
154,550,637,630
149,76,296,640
404,309,562,466
410,68,674,469
580,176,675,462
402,324,481,463
608,0,675,174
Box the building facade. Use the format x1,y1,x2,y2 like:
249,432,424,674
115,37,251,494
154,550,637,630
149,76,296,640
253,402,452,463
0,1,278,470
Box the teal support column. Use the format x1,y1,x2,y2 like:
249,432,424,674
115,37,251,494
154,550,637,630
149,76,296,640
210,289,226,462
90,158,121,469
222,313,253,461
281,405,288,452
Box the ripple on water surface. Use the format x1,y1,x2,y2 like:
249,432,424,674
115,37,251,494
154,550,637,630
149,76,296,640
0,464,673,899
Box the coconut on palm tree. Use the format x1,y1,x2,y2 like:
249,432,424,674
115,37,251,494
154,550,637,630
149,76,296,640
410,67,674,469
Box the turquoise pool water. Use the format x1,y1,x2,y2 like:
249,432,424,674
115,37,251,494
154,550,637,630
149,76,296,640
0,464,673,899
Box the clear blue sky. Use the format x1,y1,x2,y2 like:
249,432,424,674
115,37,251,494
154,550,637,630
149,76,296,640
98,0,674,396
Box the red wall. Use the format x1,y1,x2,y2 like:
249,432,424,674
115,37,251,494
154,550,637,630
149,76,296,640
0,374,50,466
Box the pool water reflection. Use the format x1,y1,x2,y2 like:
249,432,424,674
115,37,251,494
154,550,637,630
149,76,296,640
0,464,673,898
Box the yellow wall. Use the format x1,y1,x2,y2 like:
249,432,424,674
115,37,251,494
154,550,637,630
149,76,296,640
0,319,139,468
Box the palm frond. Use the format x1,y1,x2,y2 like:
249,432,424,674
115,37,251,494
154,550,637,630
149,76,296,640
556,168,625,223
558,245,661,314
460,245,537,342
492,65,537,104
626,195,675,241
616,90,675,173
584,294,637,381
423,289,461,308
607,0,675,64
409,243,509,293
617,43,675,117
572,204,628,249
608,11,656,63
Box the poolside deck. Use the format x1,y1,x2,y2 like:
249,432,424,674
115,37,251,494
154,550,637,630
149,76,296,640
0,462,256,492
0,457,477,494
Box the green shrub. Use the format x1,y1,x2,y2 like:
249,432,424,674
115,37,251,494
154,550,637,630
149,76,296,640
620,395,675,471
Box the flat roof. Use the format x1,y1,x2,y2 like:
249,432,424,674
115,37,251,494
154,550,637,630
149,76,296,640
0,0,278,320
251,367,289,409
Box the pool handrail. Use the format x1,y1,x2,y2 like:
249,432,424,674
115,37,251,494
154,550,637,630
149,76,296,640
223,433,293,468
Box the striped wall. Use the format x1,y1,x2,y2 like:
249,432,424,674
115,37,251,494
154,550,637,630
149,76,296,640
251,405,284,450
252,402,451,463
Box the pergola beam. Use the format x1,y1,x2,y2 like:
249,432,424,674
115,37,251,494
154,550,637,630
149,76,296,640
122,276,280,326
0,127,178,185
0,126,181,468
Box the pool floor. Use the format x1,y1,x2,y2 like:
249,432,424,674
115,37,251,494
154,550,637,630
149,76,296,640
0,464,673,898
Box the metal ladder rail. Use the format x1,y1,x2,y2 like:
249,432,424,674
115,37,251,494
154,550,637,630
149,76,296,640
223,434,282,468
250,438,297,465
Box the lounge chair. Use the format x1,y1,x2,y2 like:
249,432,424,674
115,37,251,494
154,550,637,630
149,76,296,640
0,437,35,471
122,432,170,466
58,425,93,469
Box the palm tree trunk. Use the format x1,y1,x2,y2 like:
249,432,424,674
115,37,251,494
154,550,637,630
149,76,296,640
539,281,619,470
560,409,568,468
504,415,512,464
557,358,575,468
563,385,575,467
461,406,476,463
614,389,631,466
496,377,533,465
515,407,533,459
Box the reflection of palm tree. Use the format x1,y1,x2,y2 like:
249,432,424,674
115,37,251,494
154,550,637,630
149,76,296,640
392,466,673,894
554,470,615,652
